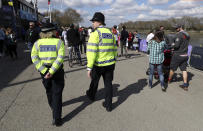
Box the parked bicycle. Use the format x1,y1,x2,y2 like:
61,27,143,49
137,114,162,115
68,46,82,68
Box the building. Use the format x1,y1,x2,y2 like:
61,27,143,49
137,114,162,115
0,0,38,38
0,0,15,27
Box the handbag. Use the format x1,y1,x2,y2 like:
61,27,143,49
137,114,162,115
133,37,138,43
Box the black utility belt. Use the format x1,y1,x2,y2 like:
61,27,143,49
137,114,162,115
44,64,63,69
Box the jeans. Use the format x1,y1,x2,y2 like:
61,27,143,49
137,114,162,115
149,63,164,88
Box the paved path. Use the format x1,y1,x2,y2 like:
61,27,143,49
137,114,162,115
1,42,203,131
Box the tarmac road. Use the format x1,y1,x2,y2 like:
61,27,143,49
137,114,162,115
1,42,203,131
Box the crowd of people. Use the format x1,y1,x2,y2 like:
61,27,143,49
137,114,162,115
0,26,18,59
109,23,190,93
0,20,143,62
112,25,141,57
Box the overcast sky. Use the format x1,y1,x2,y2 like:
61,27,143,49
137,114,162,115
32,0,203,27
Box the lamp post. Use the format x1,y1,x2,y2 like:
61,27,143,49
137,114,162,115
33,0,38,21
0,0,2,8
48,0,51,23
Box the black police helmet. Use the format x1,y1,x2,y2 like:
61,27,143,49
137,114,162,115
41,22,56,32
90,12,106,26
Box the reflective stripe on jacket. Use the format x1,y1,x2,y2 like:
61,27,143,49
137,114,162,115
87,27,117,69
31,38,65,75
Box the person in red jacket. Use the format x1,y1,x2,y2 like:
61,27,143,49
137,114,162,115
112,25,119,47
128,31,134,50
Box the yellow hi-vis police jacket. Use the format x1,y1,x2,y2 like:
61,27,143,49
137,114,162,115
31,38,65,75
87,27,117,70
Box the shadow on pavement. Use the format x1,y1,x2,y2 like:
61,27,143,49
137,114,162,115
62,78,147,124
4,52,144,89
150,72,194,89
0,41,32,92
117,53,144,62
3,66,87,88
173,72,194,83
113,79,147,109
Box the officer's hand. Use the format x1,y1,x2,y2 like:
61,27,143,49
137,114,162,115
44,72,52,79
87,70,91,79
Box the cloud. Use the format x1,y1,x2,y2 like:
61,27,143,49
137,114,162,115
35,0,203,27
137,14,148,20
37,0,114,11
136,13,166,21
148,6,203,19
114,0,134,5
63,0,82,8
148,0,169,5
96,1,152,26
76,9,89,17
104,0,114,4
181,6,203,17
169,0,200,9
150,9,174,17
134,3,203,22
109,1,151,15
63,0,113,8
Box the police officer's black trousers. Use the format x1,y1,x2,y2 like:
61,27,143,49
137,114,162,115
87,64,115,108
7,44,17,58
0,40,4,55
40,67,64,120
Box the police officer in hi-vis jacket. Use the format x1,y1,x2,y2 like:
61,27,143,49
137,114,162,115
31,23,65,126
86,12,117,112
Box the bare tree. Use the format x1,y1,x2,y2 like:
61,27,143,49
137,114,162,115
120,16,203,31
44,8,83,26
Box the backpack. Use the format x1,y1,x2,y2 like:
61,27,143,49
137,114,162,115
133,37,138,43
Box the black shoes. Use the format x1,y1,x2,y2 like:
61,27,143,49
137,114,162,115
161,87,166,92
102,102,106,108
102,102,112,112
86,90,95,101
179,83,189,91
106,107,112,112
86,91,113,112
52,118,63,127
